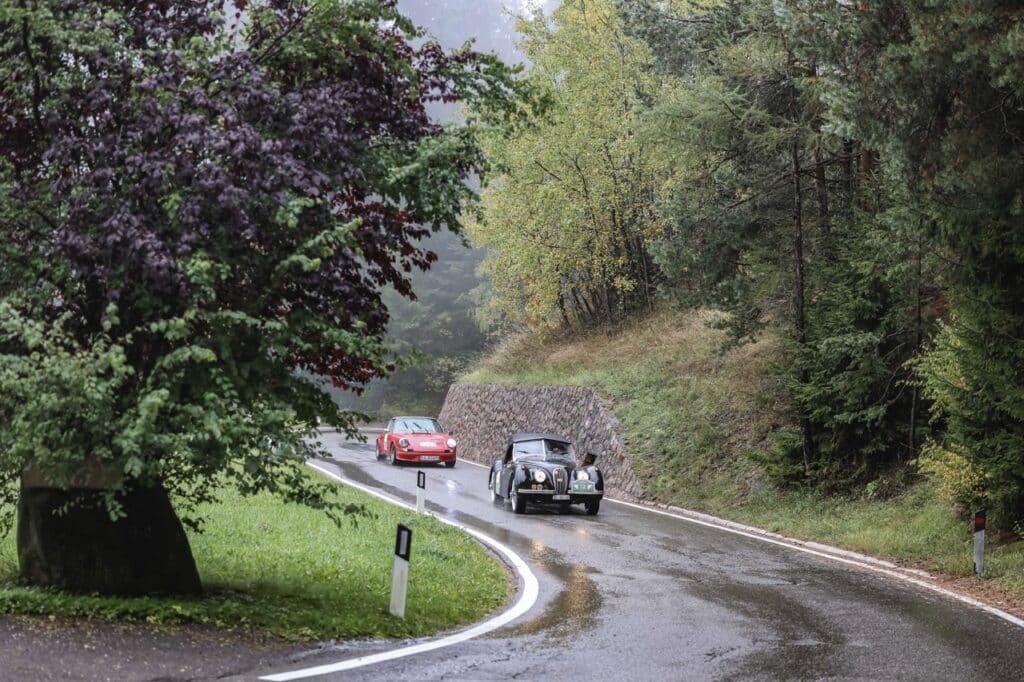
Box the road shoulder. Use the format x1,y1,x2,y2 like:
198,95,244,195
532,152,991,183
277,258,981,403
0,614,311,681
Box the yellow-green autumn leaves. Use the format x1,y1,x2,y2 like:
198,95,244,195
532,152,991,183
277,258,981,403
466,0,667,329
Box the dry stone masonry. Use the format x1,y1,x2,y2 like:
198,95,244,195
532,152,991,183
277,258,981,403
438,383,644,501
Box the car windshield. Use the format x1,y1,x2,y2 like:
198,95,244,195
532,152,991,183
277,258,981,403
511,439,575,462
394,418,443,433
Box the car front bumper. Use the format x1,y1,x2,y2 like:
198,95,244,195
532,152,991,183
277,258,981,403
395,450,456,464
517,489,603,503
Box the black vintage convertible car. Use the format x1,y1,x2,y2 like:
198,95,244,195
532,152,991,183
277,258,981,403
488,433,604,515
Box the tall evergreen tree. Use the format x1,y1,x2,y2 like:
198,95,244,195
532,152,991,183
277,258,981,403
620,0,941,485
780,0,1024,524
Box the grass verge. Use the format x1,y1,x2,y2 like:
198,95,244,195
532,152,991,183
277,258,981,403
0,470,509,640
465,309,1024,608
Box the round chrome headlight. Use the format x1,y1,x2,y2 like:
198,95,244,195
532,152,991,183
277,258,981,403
446,438,457,448
398,437,410,448
576,470,590,481
533,470,547,483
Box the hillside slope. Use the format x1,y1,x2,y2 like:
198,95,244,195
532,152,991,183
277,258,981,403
469,310,783,507
464,310,1024,605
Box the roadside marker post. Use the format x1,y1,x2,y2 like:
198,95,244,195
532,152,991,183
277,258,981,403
416,471,426,514
389,524,412,618
973,510,986,577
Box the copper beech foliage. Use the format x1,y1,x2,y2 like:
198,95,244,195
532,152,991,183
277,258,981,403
0,0,522,524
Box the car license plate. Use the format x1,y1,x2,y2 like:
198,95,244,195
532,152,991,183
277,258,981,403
553,494,570,501
572,481,594,492
420,455,439,461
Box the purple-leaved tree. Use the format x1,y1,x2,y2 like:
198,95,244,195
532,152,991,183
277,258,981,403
0,0,524,595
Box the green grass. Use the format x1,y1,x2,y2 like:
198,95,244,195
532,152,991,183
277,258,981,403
0,472,509,640
467,310,784,514
719,484,1024,595
465,309,1024,601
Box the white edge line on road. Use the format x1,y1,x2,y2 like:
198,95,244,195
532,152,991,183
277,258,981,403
258,461,539,682
459,456,1024,629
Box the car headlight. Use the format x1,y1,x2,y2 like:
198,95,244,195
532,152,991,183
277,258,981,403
398,437,410,448
533,470,547,483
576,470,590,481
446,438,457,448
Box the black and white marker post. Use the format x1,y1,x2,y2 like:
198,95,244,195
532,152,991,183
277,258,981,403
973,509,986,577
416,470,426,514
390,524,412,618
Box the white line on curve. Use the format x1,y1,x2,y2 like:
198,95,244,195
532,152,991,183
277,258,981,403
608,497,1024,629
259,462,539,682
458,457,1024,629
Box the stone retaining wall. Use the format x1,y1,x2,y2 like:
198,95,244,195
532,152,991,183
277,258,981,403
438,383,644,501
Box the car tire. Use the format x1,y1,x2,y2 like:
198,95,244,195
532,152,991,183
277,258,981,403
510,484,527,514
489,475,501,505
445,460,456,469
584,498,600,516
389,445,399,466
375,443,385,461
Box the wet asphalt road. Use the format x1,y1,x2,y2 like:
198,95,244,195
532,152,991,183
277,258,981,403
255,433,1024,681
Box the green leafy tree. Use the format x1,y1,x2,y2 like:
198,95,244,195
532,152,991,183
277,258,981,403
0,0,518,594
469,0,665,329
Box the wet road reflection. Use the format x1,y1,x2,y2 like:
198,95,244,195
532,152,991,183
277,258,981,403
505,542,601,642
283,433,1024,682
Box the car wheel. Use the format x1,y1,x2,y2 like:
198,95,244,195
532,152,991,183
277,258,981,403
510,484,527,514
585,498,600,516
489,475,501,504
445,459,456,469
375,443,385,461
389,445,399,466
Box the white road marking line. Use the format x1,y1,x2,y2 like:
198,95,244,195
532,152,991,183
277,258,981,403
321,439,1024,631
258,461,539,682
461,453,1024,629
606,497,1024,629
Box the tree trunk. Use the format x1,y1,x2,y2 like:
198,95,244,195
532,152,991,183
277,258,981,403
814,145,830,234
842,139,855,208
792,140,815,476
17,478,201,596
859,147,878,183
571,287,594,324
907,232,924,461
557,291,573,330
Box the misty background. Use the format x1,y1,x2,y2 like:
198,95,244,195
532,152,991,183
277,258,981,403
324,0,559,418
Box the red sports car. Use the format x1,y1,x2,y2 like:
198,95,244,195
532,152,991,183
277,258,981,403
375,416,458,467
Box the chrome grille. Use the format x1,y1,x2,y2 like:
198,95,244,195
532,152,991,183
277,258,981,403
553,467,567,494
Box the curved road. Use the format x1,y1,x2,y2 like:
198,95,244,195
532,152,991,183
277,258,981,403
255,433,1024,681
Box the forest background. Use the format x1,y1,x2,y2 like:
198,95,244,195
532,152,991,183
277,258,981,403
345,0,1024,534
471,0,1024,530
